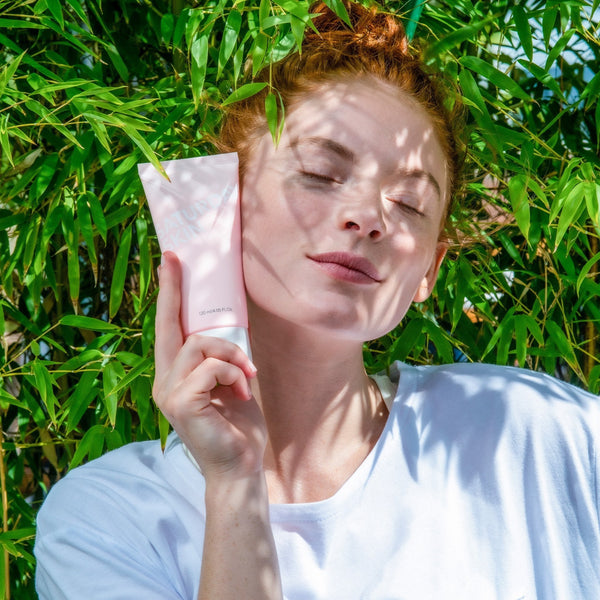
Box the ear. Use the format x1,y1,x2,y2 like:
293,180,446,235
413,242,447,303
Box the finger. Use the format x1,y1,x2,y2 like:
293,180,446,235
163,333,257,392
155,334,256,404
155,251,185,381
187,357,252,403
159,358,251,421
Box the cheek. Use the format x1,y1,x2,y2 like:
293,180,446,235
283,181,329,228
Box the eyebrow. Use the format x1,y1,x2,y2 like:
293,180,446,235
289,136,356,163
396,168,442,200
289,136,441,199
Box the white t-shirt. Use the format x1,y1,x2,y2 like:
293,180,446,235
35,362,600,599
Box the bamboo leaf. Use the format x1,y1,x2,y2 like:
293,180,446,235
554,182,585,250
508,174,530,238
66,370,100,432
460,56,531,102
85,192,108,243
290,14,306,48
173,8,188,48
136,217,151,300
191,34,209,108
581,71,600,108
130,376,155,438
512,6,533,61
0,51,26,100
46,0,64,29
109,225,133,319
33,360,56,424
426,17,495,57
498,231,524,267
542,6,557,49
22,217,41,279
122,124,166,178
30,154,58,202
70,425,104,468
322,0,351,27
0,114,12,166
273,0,310,20
222,82,267,105
108,357,152,396
159,411,171,450
259,0,271,27
61,204,81,306
576,251,600,296
251,31,269,76
423,321,453,363
60,314,120,331
514,314,528,367
517,59,566,102
0,32,56,78
103,360,125,427
77,194,98,275
265,91,278,140
103,42,129,82
83,113,111,153
497,314,515,365
544,29,575,72
218,10,242,77
161,12,175,45
545,321,577,368
388,317,425,362
65,0,90,26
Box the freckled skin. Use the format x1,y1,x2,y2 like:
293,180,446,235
241,76,449,341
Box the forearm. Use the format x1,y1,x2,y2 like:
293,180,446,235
198,472,283,600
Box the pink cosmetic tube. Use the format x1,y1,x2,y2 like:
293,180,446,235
138,153,250,357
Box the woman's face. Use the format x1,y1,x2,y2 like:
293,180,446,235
241,76,449,341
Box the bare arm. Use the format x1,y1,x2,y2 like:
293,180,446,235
153,251,283,600
201,474,282,599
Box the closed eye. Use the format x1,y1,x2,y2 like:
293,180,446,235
300,171,341,184
387,196,425,217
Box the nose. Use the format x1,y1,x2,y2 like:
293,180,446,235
338,191,385,240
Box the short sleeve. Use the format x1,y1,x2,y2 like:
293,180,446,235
35,474,187,600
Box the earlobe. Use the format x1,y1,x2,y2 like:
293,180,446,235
413,242,448,303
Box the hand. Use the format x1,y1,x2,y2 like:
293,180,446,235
153,251,267,482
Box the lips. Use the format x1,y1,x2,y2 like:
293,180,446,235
308,252,382,284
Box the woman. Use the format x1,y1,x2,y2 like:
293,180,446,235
35,3,599,599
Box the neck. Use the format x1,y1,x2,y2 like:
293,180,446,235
248,304,388,503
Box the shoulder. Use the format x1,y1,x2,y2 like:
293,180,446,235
389,361,599,447
393,360,598,410
35,434,204,598
37,433,200,531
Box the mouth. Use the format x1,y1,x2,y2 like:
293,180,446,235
308,252,382,284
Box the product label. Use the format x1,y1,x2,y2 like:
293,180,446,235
198,306,233,317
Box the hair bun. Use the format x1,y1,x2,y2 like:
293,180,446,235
306,1,410,57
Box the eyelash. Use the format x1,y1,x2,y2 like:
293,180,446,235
387,197,425,217
297,174,426,216
300,171,340,185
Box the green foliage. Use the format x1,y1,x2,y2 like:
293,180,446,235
0,0,598,596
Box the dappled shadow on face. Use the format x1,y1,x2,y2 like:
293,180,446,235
240,75,449,343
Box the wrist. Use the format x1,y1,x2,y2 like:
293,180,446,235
204,470,269,513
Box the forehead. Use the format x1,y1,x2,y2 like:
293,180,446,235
272,77,448,196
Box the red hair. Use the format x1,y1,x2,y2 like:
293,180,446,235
218,1,462,232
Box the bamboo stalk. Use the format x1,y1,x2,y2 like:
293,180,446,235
585,231,599,384
0,418,10,600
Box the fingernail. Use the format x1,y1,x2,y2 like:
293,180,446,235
248,360,258,375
